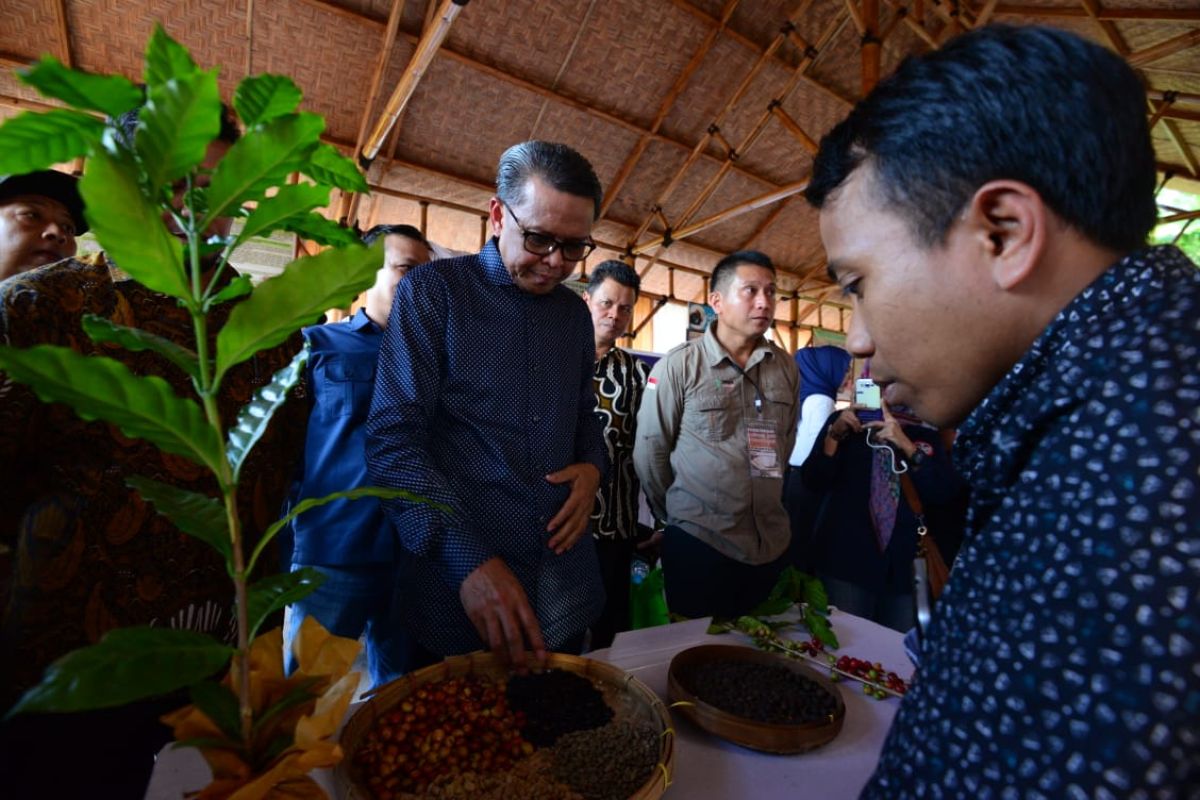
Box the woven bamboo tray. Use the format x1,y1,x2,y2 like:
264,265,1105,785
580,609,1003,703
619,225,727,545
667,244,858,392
337,651,675,799
667,644,845,754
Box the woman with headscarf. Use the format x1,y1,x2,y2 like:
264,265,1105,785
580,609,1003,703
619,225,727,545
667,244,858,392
798,365,965,631
782,346,852,571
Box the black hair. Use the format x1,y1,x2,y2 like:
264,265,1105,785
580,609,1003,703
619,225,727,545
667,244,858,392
362,223,428,247
586,259,641,298
495,140,603,220
711,250,775,294
114,92,240,149
804,25,1156,253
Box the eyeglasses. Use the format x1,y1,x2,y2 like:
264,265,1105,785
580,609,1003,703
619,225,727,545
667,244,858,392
505,205,596,263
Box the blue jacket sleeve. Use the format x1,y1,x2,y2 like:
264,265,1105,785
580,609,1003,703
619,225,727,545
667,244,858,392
365,272,494,588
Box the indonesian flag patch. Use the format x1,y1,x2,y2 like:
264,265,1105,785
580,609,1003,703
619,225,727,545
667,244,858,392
647,377,657,390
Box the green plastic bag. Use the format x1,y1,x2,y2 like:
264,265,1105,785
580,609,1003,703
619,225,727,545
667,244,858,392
630,564,670,630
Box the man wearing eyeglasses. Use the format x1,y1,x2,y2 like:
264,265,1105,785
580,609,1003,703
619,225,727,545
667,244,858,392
367,140,609,670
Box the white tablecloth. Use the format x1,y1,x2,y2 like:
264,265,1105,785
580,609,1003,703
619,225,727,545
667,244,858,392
590,611,913,800
145,610,912,800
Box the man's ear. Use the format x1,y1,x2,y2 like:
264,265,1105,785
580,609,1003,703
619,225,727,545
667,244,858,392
488,196,504,238
965,180,1047,291
708,290,722,314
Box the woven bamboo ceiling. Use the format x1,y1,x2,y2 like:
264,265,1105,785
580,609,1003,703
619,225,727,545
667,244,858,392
1,0,1198,303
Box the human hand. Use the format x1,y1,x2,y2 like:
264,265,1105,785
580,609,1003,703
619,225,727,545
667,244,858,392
544,462,601,554
459,557,547,671
827,408,865,442
864,399,916,458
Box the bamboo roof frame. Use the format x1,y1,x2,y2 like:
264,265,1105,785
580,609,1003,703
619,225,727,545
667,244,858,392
1,0,1196,303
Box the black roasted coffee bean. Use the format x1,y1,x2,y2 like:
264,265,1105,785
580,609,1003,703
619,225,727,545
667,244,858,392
506,669,614,747
683,659,838,724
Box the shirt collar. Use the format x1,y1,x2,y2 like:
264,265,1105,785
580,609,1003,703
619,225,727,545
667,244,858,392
700,322,773,369
347,307,381,333
479,238,515,288
955,245,1193,489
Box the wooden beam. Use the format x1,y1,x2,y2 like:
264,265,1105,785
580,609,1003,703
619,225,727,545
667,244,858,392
1125,29,1200,68
973,0,1001,26
52,0,72,66
737,197,791,249
1148,89,1200,108
1079,0,1130,57
361,0,467,163
632,180,809,256
991,4,1200,22
663,0,855,109
600,0,741,219
862,0,881,94
883,0,940,49
770,104,819,154
1159,208,1200,225
1162,117,1200,178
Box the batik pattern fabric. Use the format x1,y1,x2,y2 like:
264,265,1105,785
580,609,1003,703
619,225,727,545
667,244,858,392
0,254,307,709
862,245,1200,799
590,347,649,540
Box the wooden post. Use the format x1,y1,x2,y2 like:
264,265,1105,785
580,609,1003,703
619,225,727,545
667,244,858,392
479,215,488,249
419,200,429,237
861,0,881,94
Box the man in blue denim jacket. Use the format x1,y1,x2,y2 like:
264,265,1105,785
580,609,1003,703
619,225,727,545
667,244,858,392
282,224,431,687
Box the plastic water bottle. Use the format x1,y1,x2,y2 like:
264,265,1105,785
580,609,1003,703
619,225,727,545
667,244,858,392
630,557,651,586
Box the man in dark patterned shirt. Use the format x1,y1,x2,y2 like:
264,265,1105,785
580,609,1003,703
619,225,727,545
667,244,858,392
806,25,1199,799
583,259,650,648
367,141,608,669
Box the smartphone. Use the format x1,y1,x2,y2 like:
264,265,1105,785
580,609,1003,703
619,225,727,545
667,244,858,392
855,378,883,421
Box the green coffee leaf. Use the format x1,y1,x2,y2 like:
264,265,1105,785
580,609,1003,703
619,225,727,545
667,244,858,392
803,606,839,649
81,314,199,379
280,211,359,248
0,345,222,474
136,69,222,188
303,143,368,193
247,486,447,576
0,109,104,174
7,628,232,716
227,342,309,482
79,148,189,301
235,183,330,247
189,680,241,741
125,475,230,564
207,274,254,308
234,74,303,128
203,112,325,229
18,56,142,118
214,243,379,381
245,568,325,640
144,23,198,88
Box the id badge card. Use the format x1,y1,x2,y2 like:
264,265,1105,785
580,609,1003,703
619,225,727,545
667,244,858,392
746,419,782,478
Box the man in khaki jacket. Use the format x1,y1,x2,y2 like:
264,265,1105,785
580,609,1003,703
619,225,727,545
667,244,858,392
634,250,798,619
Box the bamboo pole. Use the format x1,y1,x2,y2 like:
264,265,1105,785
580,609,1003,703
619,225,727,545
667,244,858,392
292,0,789,192
883,0,940,50
632,180,809,256
1159,208,1200,225
862,0,881,93
625,0,818,248
245,0,254,76
361,0,469,164
738,198,791,250
629,9,846,275
1125,28,1200,68
770,106,819,154
992,4,1200,22
629,297,669,339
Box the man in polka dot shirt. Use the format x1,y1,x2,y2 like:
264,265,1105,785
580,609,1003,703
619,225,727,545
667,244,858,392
367,141,609,670
807,25,1199,799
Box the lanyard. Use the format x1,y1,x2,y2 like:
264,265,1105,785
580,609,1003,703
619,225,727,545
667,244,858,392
727,360,764,416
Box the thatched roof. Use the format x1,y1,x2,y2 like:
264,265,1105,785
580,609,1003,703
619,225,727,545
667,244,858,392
2,0,1198,326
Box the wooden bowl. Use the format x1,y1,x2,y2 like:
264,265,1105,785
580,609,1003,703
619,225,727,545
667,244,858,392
667,644,845,754
336,651,675,799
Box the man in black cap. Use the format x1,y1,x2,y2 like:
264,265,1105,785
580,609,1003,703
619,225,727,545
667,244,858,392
0,169,86,281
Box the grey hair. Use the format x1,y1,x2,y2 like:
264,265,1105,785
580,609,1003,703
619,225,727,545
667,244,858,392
495,140,602,220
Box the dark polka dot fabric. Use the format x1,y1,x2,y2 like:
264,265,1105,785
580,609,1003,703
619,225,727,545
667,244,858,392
862,246,1200,799
365,239,608,656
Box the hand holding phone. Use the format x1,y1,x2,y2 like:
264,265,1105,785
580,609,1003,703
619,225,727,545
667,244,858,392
855,378,883,422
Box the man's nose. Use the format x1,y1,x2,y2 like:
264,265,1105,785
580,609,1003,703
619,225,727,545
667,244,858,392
541,248,567,273
42,222,69,245
845,308,875,358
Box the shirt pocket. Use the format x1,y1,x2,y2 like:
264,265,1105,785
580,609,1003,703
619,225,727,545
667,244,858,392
687,389,736,443
319,353,377,419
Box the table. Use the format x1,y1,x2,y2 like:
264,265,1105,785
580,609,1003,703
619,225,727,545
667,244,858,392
145,610,912,799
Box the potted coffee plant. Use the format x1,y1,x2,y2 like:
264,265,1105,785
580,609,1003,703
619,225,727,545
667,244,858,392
0,25,433,798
